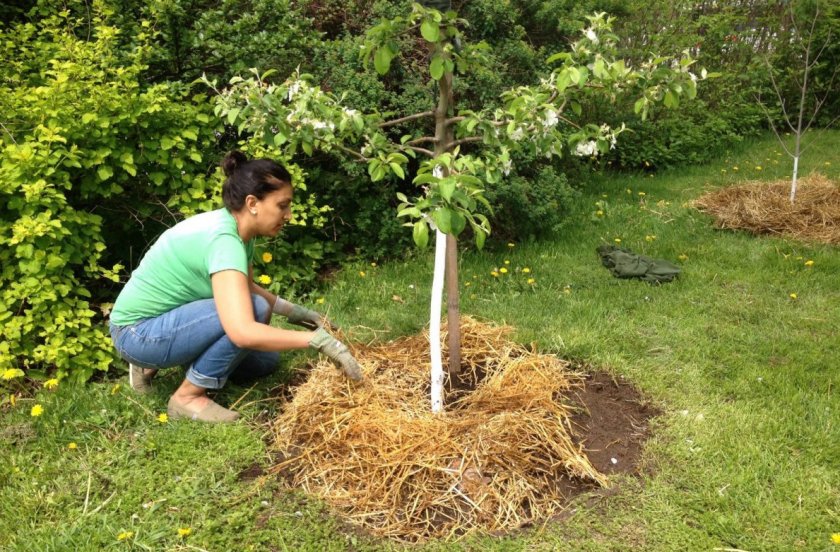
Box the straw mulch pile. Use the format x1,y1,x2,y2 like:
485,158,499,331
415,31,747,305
268,317,607,541
692,173,840,244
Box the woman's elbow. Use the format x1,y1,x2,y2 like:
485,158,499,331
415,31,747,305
226,327,257,350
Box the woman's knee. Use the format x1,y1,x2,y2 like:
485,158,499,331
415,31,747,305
251,294,271,323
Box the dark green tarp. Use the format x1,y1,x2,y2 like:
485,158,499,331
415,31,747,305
597,244,681,284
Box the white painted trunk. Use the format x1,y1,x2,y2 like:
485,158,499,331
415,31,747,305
429,228,447,413
790,156,800,203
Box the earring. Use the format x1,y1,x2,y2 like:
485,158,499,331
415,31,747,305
251,210,257,215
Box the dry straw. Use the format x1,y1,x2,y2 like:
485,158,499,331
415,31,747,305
692,173,840,244
269,317,607,541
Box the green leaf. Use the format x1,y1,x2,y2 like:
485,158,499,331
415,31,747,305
396,192,409,202
421,19,440,42
150,172,166,186
389,162,405,179
374,47,393,75
413,173,438,185
439,179,455,202
473,223,486,249
450,210,466,236
160,137,175,150
430,56,445,81
432,207,453,234
82,113,97,124
226,107,241,125
413,221,429,248
664,90,678,109
97,165,113,181
634,97,646,114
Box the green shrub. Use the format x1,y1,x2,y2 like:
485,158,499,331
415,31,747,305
483,166,577,242
0,9,228,383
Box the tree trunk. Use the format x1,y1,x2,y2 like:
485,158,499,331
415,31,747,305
433,69,461,376
429,228,447,413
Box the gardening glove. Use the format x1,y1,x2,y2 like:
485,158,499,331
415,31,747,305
309,328,363,381
273,297,337,331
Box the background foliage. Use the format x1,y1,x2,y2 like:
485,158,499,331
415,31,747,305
2,0,838,383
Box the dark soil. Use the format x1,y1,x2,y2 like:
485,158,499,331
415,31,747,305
568,371,660,480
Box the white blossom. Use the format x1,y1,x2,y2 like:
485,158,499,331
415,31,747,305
574,140,598,157
543,109,558,128
584,28,599,44
510,127,525,141
287,81,301,101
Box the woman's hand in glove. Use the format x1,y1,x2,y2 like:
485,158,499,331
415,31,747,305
309,328,363,381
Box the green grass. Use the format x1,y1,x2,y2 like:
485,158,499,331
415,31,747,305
2,131,839,551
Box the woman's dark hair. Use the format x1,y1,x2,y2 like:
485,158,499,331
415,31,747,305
221,150,292,210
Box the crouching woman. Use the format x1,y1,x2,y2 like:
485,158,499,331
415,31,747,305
108,151,360,423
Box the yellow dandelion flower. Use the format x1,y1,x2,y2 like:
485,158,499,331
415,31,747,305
789,293,797,300
117,531,134,541
157,413,168,423
678,254,688,261
370,262,377,267
527,278,535,285
111,384,121,395
261,252,273,263
359,271,366,277
831,533,840,544
258,275,271,285
10,394,16,406
733,166,739,171
31,404,43,417
563,287,572,295
721,169,727,173
178,527,192,538
491,271,499,278
638,191,646,196
465,282,471,287
315,297,325,304
499,267,508,274
805,260,814,267
601,194,608,198
504,260,510,265
825,162,832,166
596,210,604,216
755,166,762,171
507,242,515,248
614,238,621,244
626,188,632,194
44,378,59,390
645,235,656,242
2,368,24,380
470,294,477,299
522,267,531,273
68,442,78,450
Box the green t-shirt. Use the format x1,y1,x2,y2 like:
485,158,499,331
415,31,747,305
110,208,254,326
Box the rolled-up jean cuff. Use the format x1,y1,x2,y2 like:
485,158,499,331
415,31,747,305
186,367,227,390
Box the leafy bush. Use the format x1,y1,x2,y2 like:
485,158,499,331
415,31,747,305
483,166,577,241
0,9,221,383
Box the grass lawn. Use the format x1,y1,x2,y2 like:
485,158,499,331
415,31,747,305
2,131,838,551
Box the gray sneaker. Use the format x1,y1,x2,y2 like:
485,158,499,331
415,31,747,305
128,363,156,394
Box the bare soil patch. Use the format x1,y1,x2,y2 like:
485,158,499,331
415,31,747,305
692,173,840,243
266,319,657,541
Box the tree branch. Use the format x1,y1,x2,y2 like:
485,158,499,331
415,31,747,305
331,143,369,162
445,116,465,126
379,111,434,128
448,136,484,150
754,96,793,157
405,145,435,157
406,136,437,146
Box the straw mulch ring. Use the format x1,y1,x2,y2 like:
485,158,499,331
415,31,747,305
692,173,840,244
268,317,618,541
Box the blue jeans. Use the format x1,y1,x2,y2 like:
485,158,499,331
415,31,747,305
109,294,279,389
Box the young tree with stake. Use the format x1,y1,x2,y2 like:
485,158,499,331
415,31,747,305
206,4,708,412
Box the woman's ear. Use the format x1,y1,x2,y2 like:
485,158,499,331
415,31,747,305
245,194,259,214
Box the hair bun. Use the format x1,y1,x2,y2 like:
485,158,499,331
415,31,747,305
221,150,248,176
